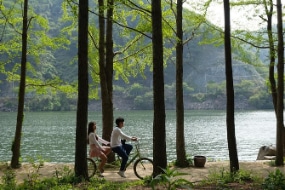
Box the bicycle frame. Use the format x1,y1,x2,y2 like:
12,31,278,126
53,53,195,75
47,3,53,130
87,141,153,179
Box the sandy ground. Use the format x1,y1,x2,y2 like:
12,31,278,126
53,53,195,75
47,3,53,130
0,160,284,184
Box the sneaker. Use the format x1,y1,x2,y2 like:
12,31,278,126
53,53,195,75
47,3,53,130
117,170,126,178
98,172,104,177
99,168,104,173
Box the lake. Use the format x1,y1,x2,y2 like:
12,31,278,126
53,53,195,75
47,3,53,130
0,110,276,163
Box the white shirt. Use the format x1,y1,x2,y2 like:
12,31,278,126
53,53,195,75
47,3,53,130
110,127,132,148
88,132,103,150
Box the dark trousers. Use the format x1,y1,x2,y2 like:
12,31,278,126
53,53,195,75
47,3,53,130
112,144,133,171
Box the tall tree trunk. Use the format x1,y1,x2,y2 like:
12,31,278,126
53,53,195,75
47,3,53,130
175,0,187,167
74,0,89,179
98,0,106,125
264,0,285,151
275,0,284,166
266,0,277,114
97,0,115,162
223,0,239,172
101,0,115,162
152,0,167,176
11,0,28,169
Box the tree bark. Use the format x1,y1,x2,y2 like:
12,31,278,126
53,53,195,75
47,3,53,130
264,0,285,152
152,0,167,176
74,0,89,179
223,0,239,172
100,0,115,162
265,0,277,114
97,0,115,162
175,0,188,167
11,0,28,169
275,0,284,166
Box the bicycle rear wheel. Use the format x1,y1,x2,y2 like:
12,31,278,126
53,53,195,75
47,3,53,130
133,157,153,179
87,158,96,179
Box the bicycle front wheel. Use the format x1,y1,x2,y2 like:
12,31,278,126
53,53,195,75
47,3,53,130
133,157,153,179
87,158,96,179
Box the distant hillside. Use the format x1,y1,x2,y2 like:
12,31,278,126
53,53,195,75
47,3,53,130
182,41,266,93
0,0,272,111
126,38,267,91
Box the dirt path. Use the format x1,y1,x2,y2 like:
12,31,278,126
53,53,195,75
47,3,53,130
0,160,283,184
103,160,282,183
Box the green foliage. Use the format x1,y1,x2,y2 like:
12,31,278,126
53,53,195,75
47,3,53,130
206,168,255,187
21,156,46,188
0,169,142,190
262,169,285,190
113,85,125,96
0,157,143,189
16,163,83,189
174,154,193,167
134,92,153,109
190,93,206,102
127,83,145,98
268,160,275,167
207,81,226,95
235,80,259,97
25,92,77,111
86,0,154,86
0,164,17,190
150,167,193,190
26,155,45,168
0,0,72,104
61,0,78,32
0,0,275,112
249,90,273,109
87,179,143,190
235,80,272,109
183,82,194,94
55,166,78,184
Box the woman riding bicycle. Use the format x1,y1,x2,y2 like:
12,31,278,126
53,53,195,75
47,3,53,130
88,121,111,177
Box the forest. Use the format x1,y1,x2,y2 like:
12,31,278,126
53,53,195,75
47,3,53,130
0,0,274,112
1,0,284,183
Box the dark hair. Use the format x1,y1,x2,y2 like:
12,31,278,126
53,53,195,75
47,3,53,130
88,121,95,135
115,117,124,126
87,121,96,144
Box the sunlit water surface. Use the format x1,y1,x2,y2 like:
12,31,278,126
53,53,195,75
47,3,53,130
0,110,276,162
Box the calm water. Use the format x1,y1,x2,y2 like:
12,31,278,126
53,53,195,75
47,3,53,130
0,110,276,163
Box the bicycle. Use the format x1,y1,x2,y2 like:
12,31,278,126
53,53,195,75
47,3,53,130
87,141,153,179
86,157,97,178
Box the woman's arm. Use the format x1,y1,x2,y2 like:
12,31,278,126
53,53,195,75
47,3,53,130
91,133,103,150
98,136,110,145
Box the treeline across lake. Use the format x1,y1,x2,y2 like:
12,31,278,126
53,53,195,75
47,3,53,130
0,78,273,112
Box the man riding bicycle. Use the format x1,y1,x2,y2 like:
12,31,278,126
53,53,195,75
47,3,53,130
110,117,138,178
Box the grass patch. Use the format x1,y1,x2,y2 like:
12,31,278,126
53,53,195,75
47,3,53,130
195,168,263,189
